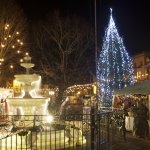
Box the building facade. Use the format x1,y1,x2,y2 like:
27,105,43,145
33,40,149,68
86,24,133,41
133,51,150,81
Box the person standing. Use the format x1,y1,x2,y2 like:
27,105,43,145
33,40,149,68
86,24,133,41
136,101,149,138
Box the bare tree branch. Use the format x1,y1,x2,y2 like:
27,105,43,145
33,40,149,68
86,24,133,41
31,11,94,104
0,0,27,86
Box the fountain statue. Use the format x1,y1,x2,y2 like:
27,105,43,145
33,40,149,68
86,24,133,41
6,54,49,116
15,54,40,98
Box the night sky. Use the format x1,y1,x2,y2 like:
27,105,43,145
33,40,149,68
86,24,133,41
16,0,150,56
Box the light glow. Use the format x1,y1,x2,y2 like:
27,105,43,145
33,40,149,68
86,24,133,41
46,115,54,123
96,8,135,107
10,65,13,69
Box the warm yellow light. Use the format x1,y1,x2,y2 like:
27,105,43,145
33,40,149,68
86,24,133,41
46,115,54,123
13,80,20,86
0,58,4,62
4,37,7,40
16,31,19,34
26,52,29,55
20,42,23,45
17,50,20,53
13,79,21,94
8,35,11,38
20,59,23,62
93,85,97,94
10,65,13,69
12,45,15,48
49,91,55,95
77,91,81,95
1,44,5,48
17,39,20,42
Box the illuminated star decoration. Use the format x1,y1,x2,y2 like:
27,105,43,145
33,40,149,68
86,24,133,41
96,8,135,107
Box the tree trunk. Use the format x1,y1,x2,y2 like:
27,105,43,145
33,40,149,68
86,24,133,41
54,86,66,113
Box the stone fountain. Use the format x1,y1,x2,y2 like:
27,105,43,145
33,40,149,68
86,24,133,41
6,54,49,116
1,55,86,150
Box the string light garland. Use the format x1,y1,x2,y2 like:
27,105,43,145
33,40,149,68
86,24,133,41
64,83,96,96
97,8,135,107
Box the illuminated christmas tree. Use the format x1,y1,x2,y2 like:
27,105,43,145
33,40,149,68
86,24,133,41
97,9,135,107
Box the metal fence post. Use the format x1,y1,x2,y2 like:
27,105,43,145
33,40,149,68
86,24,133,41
122,113,126,141
91,106,95,150
107,113,110,143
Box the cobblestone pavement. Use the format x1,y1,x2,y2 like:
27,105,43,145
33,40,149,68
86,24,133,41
111,132,150,150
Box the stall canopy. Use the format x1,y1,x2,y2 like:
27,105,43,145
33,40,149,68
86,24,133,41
114,80,150,95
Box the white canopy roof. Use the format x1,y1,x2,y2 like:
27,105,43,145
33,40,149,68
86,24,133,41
114,80,150,95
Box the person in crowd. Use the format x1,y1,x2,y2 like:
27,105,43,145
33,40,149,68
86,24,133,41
133,101,149,138
138,101,149,137
112,95,120,112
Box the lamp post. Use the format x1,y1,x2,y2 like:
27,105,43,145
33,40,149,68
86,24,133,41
95,0,98,70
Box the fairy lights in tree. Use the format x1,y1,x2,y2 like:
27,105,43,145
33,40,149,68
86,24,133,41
0,23,25,71
0,0,28,87
97,8,135,107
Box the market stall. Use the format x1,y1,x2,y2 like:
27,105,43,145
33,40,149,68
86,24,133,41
114,80,150,132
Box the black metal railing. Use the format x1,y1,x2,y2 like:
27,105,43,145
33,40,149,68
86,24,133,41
0,110,125,150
